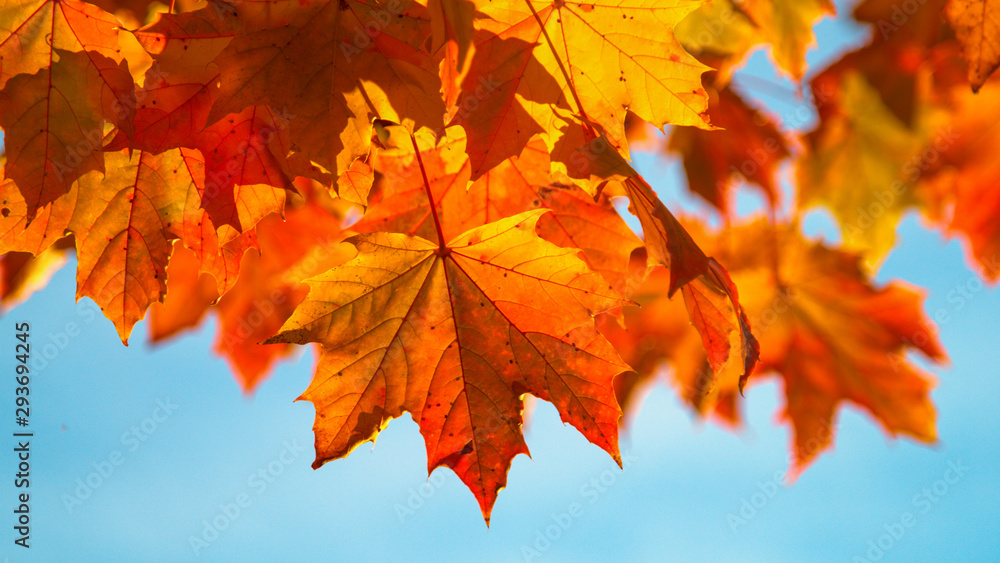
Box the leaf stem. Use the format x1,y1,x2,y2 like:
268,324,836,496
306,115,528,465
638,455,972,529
409,133,449,252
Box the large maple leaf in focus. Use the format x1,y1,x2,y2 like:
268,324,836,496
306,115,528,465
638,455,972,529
266,208,631,522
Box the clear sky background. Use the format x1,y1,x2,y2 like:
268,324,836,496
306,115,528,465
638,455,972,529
2,1,999,561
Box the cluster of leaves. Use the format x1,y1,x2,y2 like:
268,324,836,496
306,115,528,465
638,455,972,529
0,0,993,521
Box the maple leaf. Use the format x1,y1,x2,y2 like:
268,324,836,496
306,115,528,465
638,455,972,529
720,222,946,472
945,0,1000,91
0,162,75,256
917,70,1000,280
86,0,160,25
113,7,292,242
266,210,631,522
674,0,761,78
429,0,477,118
799,70,930,265
189,105,292,235
596,266,727,422
675,0,834,82
71,147,195,343
604,220,946,470
214,197,353,390
148,242,220,343
812,40,926,129
461,0,713,179
3,143,213,345
0,1,137,218
336,158,374,207
0,50,135,220
475,138,646,296
105,4,240,154
205,0,444,176
668,82,789,213
854,0,948,49
0,0,132,91
174,180,260,297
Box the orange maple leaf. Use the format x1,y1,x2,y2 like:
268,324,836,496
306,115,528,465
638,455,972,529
206,0,444,176
668,82,789,214
945,0,1000,91
0,1,136,218
459,0,713,179
266,209,631,523
601,220,946,472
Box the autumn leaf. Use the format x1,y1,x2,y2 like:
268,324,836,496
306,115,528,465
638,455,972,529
0,0,133,93
702,221,945,471
105,4,240,153
596,266,727,422
0,0,137,217
86,0,161,25
799,70,929,265
604,219,946,470
674,0,761,80
0,49,135,220
0,162,76,256
668,82,789,214
429,0,477,119
266,211,631,521
189,105,292,235
148,242,220,343
917,70,1000,280
71,148,195,343
579,137,759,390
945,0,1000,91
462,0,713,179
336,158,374,207
206,0,444,176
854,0,948,49
475,138,646,296
676,0,834,82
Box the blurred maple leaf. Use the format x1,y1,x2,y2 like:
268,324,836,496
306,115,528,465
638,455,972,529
603,220,946,472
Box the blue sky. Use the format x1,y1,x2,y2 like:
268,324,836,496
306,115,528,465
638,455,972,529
2,1,999,561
